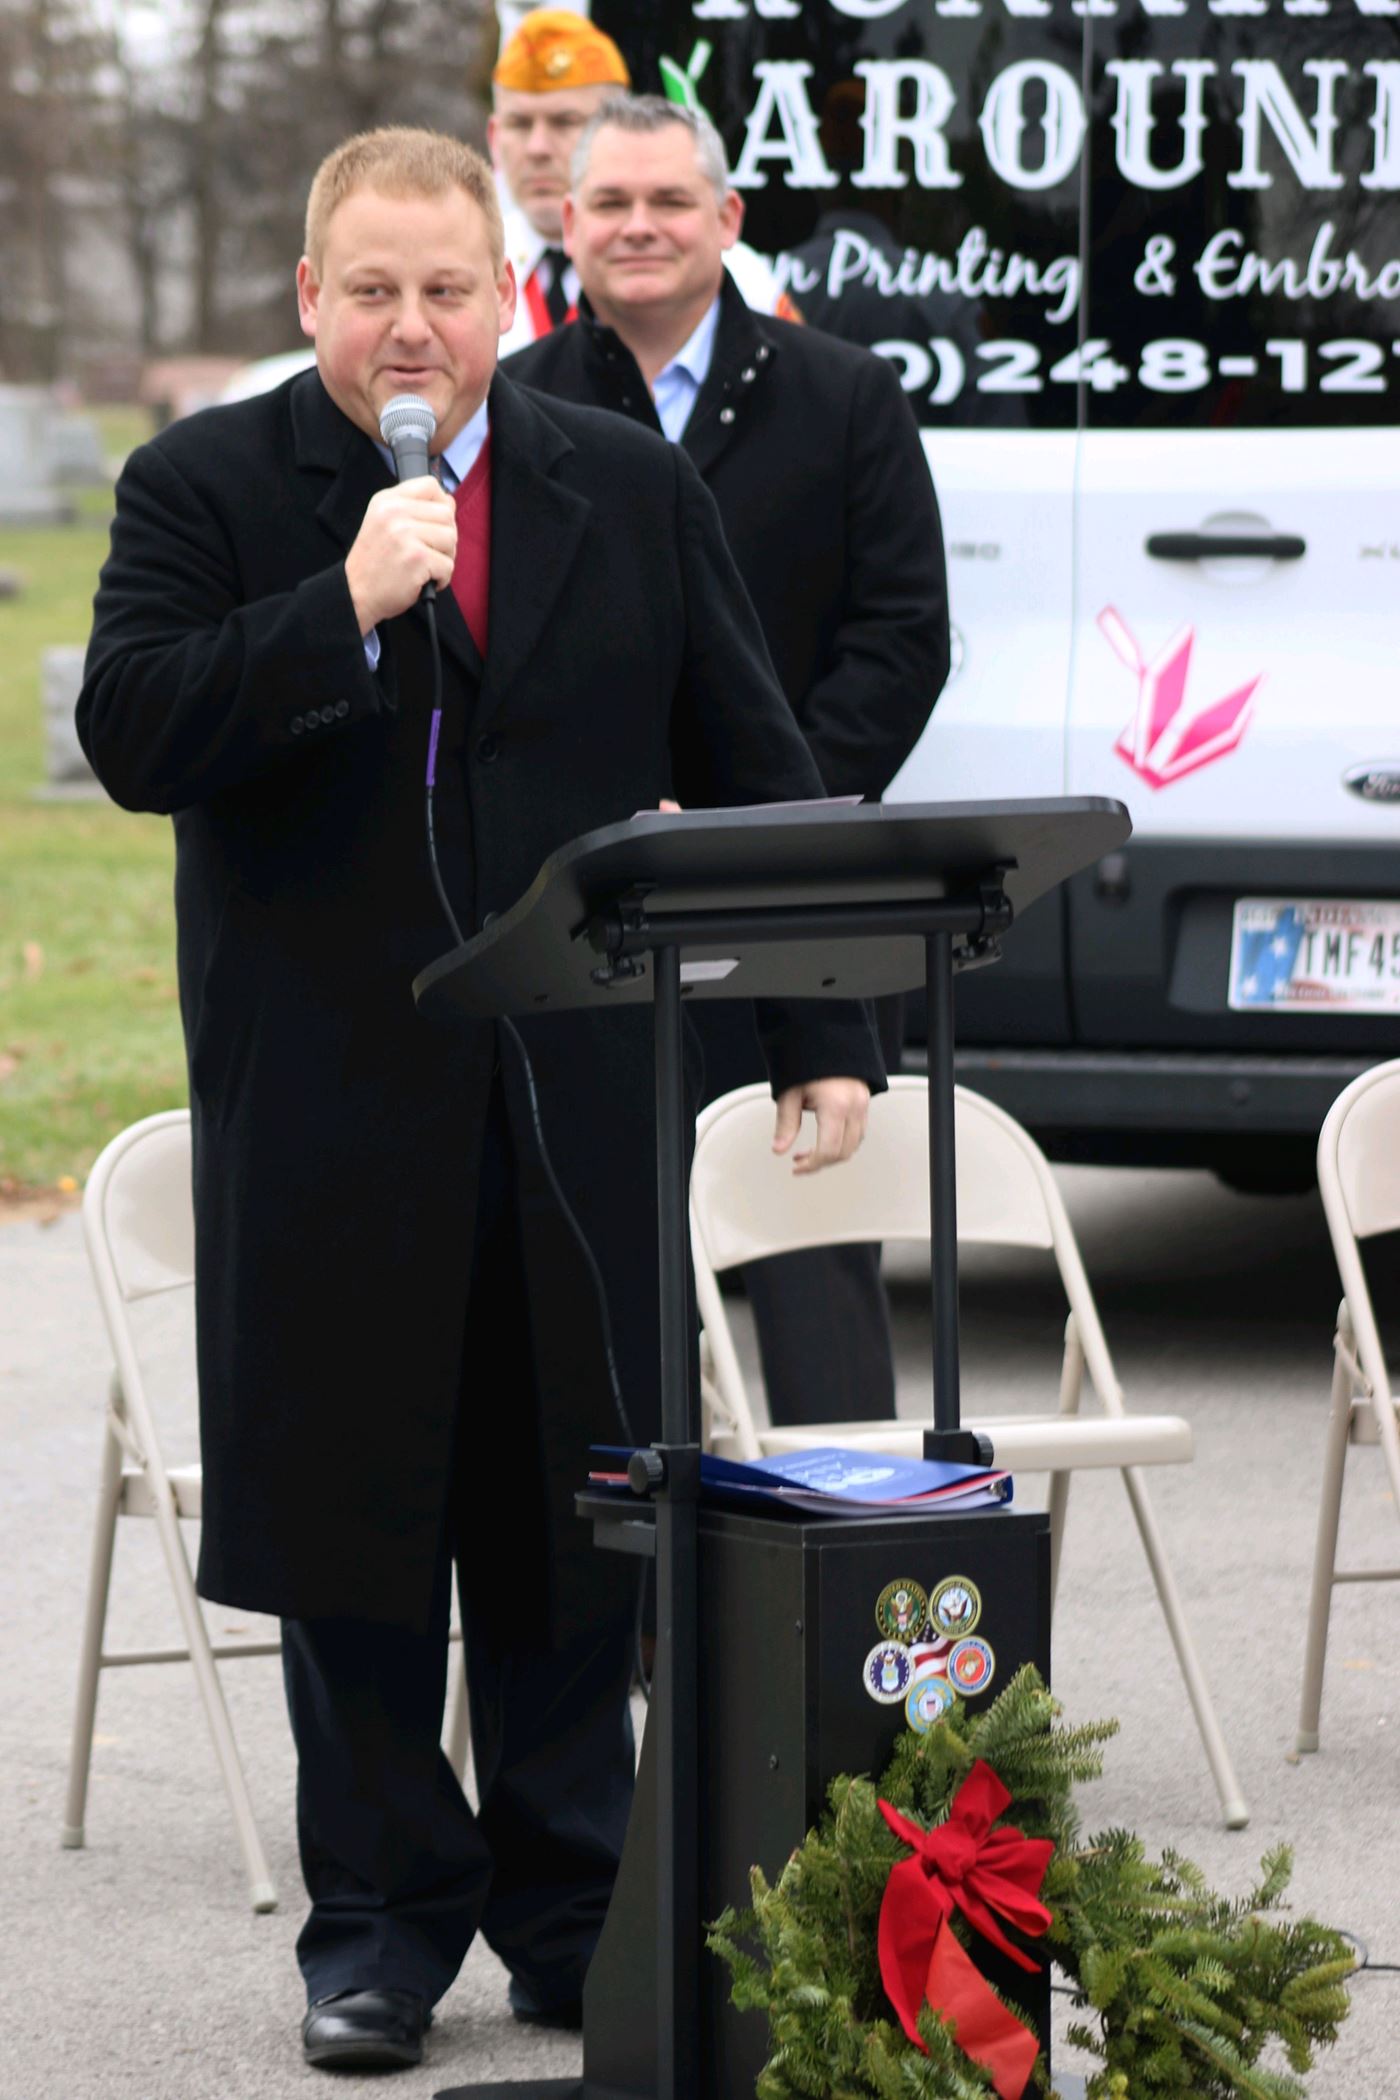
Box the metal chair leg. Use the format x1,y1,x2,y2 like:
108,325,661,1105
445,1640,471,1785
1297,1308,1357,1755
1046,1316,1084,1618
1121,1464,1250,1829
147,1478,278,1911
62,1398,125,1848
1370,1346,1400,1524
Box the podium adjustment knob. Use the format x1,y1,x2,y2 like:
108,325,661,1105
627,1448,667,1496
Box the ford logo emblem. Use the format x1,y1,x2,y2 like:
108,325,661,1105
1344,764,1400,804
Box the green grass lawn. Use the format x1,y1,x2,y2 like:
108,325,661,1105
0,405,189,1192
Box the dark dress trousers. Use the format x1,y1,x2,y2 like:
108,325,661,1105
78,367,884,2003
507,271,950,1424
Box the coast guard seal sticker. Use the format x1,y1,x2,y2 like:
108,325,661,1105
948,1635,995,1697
905,1674,954,1733
864,1641,913,1705
875,1579,929,1645
929,1575,981,1641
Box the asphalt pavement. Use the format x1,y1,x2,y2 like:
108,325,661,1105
3,1161,1399,2100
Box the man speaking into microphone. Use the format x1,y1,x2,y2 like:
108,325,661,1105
78,129,882,2074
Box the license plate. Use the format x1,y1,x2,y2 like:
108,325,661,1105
1229,899,1400,1013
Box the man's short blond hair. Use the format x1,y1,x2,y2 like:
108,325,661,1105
304,128,504,274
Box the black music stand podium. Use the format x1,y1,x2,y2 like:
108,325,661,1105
414,799,1130,2100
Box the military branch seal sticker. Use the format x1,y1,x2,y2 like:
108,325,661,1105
864,1641,914,1705
875,1578,929,1645
948,1635,996,1697
905,1673,954,1733
929,1574,981,1641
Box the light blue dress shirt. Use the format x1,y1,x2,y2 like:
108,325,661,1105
651,296,721,445
363,401,490,669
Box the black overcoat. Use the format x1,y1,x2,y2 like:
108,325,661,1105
507,270,949,1097
78,368,883,1638
504,269,949,803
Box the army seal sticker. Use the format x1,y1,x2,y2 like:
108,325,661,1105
929,1574,982,1641
864,1641,914,1705
874,1578,929,1645
948,1635,995,1697
905,1673,954,1733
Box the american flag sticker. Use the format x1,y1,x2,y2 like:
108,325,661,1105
1230,904,1309,1008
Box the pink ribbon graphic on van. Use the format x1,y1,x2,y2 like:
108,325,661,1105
1099,607,1260,791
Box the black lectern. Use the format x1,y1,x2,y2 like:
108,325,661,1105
414,800,1129,2100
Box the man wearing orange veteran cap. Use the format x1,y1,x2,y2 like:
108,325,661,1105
491,10,631,355
490,4,794,356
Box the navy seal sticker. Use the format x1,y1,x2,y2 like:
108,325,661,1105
875,1579,929,1645
929,1575,982,1641
948,1635,995,1697
905,1674,954,1733
864,1641,914,1705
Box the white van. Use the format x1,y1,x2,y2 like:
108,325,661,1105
594,0,1400,1186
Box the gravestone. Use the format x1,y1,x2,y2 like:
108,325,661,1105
37,645,104,799
0,386,76,523
48,414,107,487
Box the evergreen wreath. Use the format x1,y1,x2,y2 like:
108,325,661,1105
708,1666,1353,2100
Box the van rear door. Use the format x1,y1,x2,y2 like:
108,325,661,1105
1065,13,1400,1067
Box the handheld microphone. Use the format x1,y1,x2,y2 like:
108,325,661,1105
378,393,440,604
379,391,437,482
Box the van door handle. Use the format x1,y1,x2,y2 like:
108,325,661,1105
1145,531,1306,562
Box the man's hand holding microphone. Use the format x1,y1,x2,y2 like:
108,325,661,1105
345,395,454,635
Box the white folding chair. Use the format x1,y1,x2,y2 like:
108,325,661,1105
64,1110,469,1912
691,1078,1248,1828
1298,1058,1400,1754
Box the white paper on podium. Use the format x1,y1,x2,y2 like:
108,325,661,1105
629,796,864,819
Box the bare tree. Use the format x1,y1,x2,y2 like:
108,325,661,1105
166,0,493,355
0,0,113,377
0,0,495,375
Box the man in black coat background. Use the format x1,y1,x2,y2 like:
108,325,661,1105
506,94,950,1429
78,127,882,2075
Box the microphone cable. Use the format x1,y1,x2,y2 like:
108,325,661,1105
421,601,652,1699
423,597,453,939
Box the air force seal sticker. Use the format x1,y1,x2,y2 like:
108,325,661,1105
864,1641,913,1704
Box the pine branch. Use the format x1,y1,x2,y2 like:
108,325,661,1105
712,1666,1352,2099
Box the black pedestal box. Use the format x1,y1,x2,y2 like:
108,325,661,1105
582,1501,1051,2099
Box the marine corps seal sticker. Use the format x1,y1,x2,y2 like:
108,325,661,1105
863,1641,913,1705
905,1673,954,1733
929,1574,981,1641
875,1578,929,1645
948,1635,995,1696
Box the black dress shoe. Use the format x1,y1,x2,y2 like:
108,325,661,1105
508,1979,584,2032
302,1987,431,2070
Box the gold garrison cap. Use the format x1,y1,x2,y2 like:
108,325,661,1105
493,10,630,94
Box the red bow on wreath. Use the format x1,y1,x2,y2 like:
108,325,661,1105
877,1760,1054,2100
